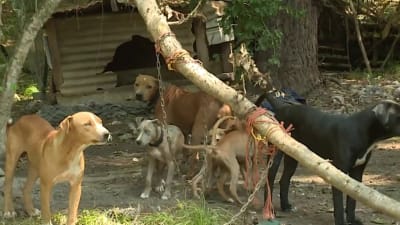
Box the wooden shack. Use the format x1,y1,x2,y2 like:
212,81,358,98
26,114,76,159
43,0,197,105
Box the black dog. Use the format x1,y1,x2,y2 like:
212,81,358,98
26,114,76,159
257,92,400,225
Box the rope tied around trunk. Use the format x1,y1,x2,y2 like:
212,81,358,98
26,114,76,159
155,32,202,71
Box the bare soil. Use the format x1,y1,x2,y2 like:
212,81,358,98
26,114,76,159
2,78,400,225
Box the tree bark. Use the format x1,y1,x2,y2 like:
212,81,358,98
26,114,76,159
0,0,63,158
273,0,321,94
132,0,400,220
0,2,3,26
0,2,3,42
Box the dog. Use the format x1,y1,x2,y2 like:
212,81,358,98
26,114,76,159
131,118,214,200
261,93,400,225
190,116,256,204
133,74,231,146
3,112,112,225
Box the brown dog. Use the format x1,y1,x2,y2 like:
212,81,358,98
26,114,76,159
133,74,231,145
3,112,111,225
191,116,254,204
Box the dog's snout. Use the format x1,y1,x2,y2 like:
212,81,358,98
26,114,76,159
136,94,143,101
104,132,112,142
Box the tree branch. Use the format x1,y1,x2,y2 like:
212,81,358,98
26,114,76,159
0,0,63,157
132,0,400,220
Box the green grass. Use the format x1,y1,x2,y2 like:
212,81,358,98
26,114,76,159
2,201,233,225
140,201,232,225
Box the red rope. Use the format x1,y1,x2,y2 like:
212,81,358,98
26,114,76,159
245,107,294,220
154,32,202,71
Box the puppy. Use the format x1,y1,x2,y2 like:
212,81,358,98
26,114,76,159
132,119,212,200
263,93,400,225
133,74,231,146
3,112,112,225
191,116,254,204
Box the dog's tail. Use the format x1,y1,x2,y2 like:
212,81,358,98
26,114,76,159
182,143,215,154
210,115,235,146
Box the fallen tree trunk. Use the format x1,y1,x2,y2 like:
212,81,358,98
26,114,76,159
132,0,400,220
0,0,62,157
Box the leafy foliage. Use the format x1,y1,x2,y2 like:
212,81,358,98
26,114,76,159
220,0,285,65
220,0,304,67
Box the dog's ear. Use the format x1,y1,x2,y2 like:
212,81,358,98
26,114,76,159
128,122,137,131
135,116,145,125
59,116,73,133
372,101,398,125
149,118,159,124
128,117,146,131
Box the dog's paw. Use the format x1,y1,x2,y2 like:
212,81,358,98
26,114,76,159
140,192,150,199
281,205,297,212
155,179,166,193
347,218,364,225
28,208,41,217
193,188,201,199
227,198,235,203
3,211,16,218
161,192,171,200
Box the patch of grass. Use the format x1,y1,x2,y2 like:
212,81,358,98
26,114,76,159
2,201,233,225
140,200,232,225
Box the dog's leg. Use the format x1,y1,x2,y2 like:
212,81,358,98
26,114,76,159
3,144,24,218
226,157,243,204
161,161,175,200
264,151,284,204
204,155,214,192
191,166,205,199
23,164,40,217
216,170,234,203
141,158,156,199
67,179,82,225
346,165,366,225
40,180,54,225
279,155,298,212
332,186,346,225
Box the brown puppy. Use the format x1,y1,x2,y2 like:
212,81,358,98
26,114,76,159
3,112,111,225
192,116,255,204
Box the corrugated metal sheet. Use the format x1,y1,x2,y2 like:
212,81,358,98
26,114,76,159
52,12,194,96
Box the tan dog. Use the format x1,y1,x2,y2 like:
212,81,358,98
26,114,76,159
133,74,231,146
3,112,112,225
191,117,254,204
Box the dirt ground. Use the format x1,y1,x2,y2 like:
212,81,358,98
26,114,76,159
1,78,400,225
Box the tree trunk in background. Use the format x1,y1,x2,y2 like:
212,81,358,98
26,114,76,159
0,2,3,26
256,0,320,95
0,0,62,159
0,2,3,42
